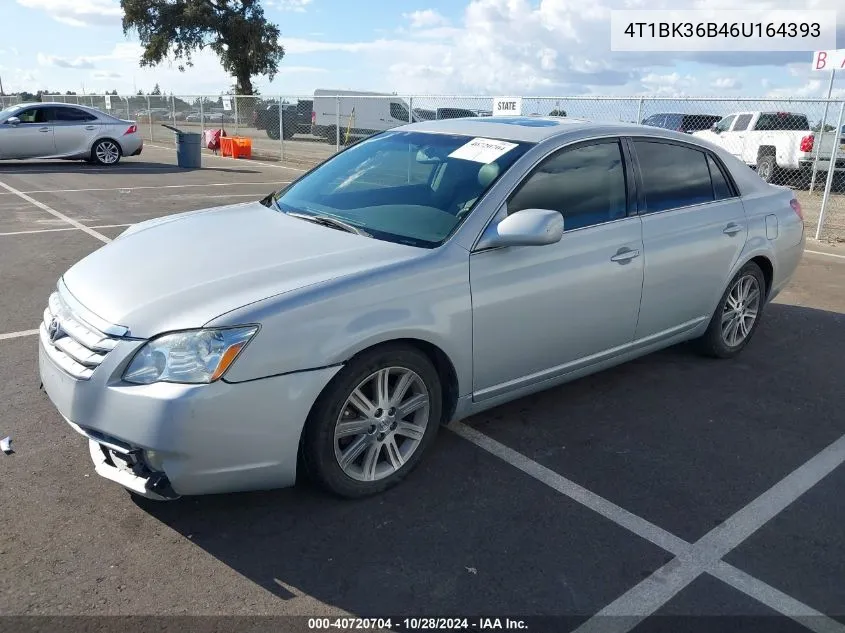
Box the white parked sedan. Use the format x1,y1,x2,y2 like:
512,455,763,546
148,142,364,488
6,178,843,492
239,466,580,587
38,117,805,501
0,102,143,165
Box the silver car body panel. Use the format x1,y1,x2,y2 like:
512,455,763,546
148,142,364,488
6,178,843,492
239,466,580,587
0,102,142,161
38,117,805,497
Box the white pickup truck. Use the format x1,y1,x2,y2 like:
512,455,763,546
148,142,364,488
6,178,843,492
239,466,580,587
693,111,844,187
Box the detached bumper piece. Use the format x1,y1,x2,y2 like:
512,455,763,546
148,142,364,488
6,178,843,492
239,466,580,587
72,422,178,500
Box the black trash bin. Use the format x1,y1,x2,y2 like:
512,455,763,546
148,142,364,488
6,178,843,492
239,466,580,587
162,124,202,168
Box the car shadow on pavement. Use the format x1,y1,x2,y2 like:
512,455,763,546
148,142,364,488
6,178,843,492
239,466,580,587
0,161,263,175
131,302,845,619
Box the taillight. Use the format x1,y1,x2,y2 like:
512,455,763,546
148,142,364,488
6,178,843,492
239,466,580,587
311,111,316,124
124,124,137,135
790,198,803,221
799,134,814,152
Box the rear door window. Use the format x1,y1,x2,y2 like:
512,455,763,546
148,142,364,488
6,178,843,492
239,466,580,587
634,141,715,212
53,107,98,122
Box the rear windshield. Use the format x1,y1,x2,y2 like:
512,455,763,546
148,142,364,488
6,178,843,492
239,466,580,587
682,115,720,131
754,113,810,131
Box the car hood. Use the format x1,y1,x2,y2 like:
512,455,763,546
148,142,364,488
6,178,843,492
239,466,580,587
62,201,422,338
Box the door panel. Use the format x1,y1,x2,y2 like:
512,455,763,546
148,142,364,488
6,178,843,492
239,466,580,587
636,201,747,338
631,140,747,339
470,217,645,397
51,107,101,156
0,107,54,159
469,138,644,398
53,122,99,156
1,124,55,159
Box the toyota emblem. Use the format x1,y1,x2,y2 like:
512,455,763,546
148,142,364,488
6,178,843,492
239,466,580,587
47,316,62,342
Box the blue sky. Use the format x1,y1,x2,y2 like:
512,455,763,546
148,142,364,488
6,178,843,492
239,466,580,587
1,0,843,99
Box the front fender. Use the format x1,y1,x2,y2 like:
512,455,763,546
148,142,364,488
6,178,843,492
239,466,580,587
209,244,474,397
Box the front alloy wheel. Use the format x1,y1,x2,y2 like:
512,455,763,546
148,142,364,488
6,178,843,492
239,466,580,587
301,344,442,498
334,367,430,482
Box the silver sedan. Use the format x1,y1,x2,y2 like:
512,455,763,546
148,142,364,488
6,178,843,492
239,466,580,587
38,117,805,500
0,102,143,165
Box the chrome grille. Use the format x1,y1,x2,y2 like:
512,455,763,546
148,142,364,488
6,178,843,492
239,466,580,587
40,291,120,380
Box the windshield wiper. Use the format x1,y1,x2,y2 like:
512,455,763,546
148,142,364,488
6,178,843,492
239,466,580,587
286,211,371,237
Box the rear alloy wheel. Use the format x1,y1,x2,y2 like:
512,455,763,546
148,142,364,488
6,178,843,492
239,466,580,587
92,139,121,166
301,345,442,498
696,262,766,359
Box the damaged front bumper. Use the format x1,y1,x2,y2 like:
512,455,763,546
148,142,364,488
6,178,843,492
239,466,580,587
66,418,179,500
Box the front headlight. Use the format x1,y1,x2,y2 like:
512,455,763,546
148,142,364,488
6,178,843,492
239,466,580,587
123,326,258,385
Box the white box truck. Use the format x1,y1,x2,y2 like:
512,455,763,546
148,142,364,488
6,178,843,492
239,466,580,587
310,89,415,144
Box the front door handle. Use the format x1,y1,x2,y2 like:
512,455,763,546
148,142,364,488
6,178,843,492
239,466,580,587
610,248,641,264
39,127,49,133
723,222,743,236
85,126,96,130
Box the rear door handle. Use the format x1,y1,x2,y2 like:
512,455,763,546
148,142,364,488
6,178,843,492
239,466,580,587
39,127,49,133
723,222,743,236
85,126,96,130
610,248,641,264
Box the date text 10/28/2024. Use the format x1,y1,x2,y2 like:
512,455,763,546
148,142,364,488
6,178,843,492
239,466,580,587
308,617,529,631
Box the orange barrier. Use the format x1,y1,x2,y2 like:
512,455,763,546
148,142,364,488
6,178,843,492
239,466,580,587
220,136,252,159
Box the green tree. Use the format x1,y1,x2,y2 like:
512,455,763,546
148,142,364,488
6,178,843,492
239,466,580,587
151,83,162,95
549,109,567,117
120,0,285,95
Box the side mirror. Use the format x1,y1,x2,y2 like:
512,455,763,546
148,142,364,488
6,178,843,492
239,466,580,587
6,116,20,126
710,124,719,133
476,208,564,250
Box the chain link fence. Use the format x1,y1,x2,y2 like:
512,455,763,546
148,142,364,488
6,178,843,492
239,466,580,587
35,93,845,240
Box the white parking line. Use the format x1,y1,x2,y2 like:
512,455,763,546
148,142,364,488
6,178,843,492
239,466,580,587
0,223,131,238
805,249,845,260
0,180,111,244
0,181,287,195
0,329,39,341
711,563,843,633
450,421,845,633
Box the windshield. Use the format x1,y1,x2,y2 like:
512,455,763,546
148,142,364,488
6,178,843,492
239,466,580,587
0,105,20,121
273,130,532,248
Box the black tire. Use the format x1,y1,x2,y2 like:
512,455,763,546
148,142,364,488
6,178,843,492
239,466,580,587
301,344,442,498
325,126,337,145
756,154,778,184
91,139,121,166
695,261,766,359
266,125,280,140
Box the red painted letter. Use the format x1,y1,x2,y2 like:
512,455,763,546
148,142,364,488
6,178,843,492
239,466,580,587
815,51,827,70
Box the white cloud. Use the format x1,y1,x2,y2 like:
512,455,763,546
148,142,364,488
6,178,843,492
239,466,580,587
37,53,97,69
267,0,313,11
16,0,121,27
404,9,450,28
93,71,122,79
711,77,740,90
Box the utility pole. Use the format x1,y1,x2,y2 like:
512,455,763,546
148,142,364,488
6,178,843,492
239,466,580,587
0,75,5,96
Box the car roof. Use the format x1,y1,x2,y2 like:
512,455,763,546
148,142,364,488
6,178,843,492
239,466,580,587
400,116,745,144
401,116,595,142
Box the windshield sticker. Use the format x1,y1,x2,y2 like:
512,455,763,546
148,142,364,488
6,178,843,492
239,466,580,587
448,137,519,164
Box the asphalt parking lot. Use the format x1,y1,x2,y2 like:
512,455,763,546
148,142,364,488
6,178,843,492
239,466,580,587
1,145,844,633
